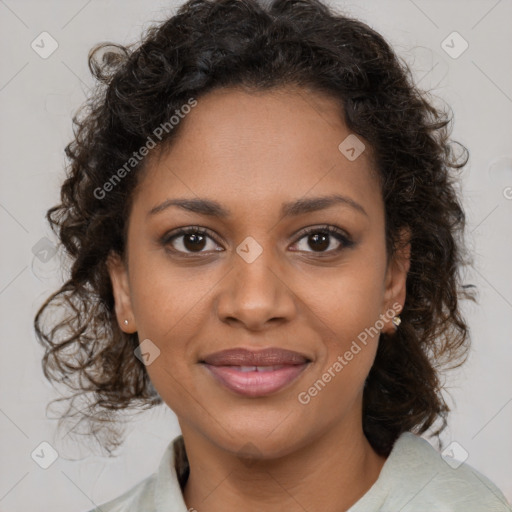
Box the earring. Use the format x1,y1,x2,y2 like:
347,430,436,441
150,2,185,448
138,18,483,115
391,315,401,329
123,319,129,325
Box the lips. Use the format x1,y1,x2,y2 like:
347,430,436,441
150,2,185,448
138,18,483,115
200,347,310,366
200,347,312,397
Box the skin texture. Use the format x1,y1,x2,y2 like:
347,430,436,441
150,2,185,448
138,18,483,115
107,86,410,512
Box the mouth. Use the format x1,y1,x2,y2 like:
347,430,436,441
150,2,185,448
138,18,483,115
199,347,312,397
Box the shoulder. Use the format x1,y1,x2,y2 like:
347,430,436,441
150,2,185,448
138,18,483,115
84,434,187,512
382,432,511,511
85,474,157,512
350,432,512,512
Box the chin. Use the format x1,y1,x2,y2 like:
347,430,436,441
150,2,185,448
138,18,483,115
207,419,308,460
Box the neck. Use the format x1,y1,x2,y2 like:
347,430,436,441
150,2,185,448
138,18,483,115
180,418,386,512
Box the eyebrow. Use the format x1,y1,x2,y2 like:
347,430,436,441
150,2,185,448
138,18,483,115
147,193,368,219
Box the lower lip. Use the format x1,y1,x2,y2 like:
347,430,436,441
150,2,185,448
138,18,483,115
202,363,310,397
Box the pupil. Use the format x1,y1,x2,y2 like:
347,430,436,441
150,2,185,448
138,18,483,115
309,232,329,251
184,233,206,252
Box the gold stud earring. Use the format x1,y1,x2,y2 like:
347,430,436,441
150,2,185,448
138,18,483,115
391,315,401,329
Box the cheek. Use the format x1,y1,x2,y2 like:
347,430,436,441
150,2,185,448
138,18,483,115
299,311,380,417
128,251,212,341
135,294,201,415
127,262,206,401
298,259,385,394
302,259,386,344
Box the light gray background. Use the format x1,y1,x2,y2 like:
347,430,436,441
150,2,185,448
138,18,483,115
1,0,511,510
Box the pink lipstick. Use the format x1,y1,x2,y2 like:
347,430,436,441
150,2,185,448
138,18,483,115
200,347,311,397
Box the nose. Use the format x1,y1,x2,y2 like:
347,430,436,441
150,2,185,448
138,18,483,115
214,247,297,331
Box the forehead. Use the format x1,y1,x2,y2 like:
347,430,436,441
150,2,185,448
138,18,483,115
134,86,382,221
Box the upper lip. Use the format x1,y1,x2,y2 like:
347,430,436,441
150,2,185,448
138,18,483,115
200,348,311,366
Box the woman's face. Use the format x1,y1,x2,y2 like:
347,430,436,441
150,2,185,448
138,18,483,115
108,86,410,458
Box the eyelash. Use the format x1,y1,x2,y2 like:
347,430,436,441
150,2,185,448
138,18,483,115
160,224,354,258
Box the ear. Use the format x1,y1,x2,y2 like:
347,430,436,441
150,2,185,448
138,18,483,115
381,227,411,334
106,251,137,333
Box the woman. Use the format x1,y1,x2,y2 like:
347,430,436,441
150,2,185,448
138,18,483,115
34,0,511,510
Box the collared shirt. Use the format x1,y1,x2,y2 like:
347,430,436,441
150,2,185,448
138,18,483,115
87,431,512,511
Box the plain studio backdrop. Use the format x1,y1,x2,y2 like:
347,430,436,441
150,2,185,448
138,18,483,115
1,0,511,510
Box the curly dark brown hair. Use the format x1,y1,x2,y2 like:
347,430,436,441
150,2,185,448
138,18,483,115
34,0,476,457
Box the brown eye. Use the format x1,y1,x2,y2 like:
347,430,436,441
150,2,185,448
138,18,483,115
304,232,331,252
161,227,223,255
291,225,354,254
180,232,207,252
